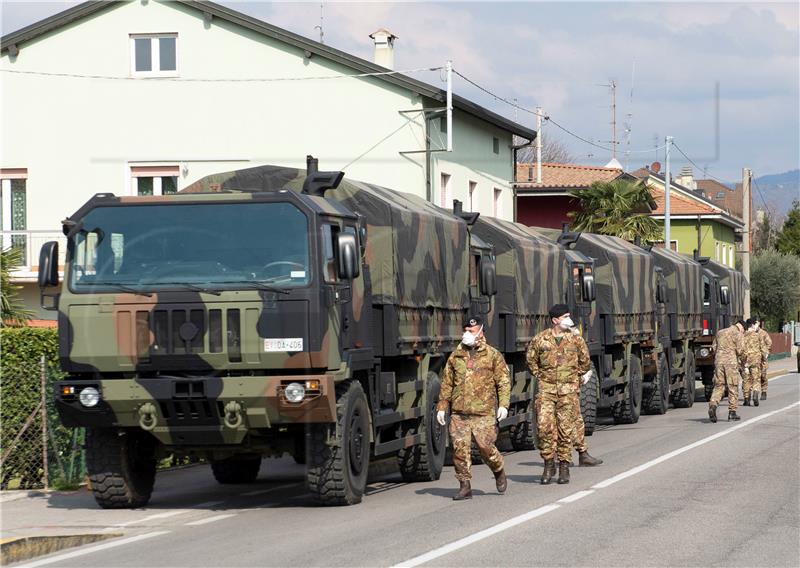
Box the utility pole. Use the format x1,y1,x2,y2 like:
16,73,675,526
598,80,618,160
664,136,673,249
743,168,752,319
535,107,543,184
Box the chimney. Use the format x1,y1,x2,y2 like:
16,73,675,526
676,165,696,190
369,28,397,69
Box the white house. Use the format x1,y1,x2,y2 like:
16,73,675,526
1,0,535,320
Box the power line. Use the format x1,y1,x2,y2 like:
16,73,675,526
452,70,539,117
0,66,442,82
671,143,732,187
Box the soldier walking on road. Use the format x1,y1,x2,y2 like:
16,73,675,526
742,319,762,407
708,320,747,423
437,315,511,501
526,304,595,485
756,318,772,400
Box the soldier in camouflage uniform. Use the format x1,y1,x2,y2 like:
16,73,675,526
742,319,762,407
437,315,511,501
756,318,772,400
708,320,746,423
526,304,592,485
568,328,602,466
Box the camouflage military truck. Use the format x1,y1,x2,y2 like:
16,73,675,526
691,254,749,400
640,246,703,413
38,160,504,508
468,216,568,449
531,229,658,425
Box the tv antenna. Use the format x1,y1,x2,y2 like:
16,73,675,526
597,79,618,160
314,2,324,44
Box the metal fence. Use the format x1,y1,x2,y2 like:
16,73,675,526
1,230,66,276
0,357,86,490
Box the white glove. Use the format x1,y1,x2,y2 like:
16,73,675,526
436,410,446,426
582,370,593,385
743,368,750,375
496,406,508,421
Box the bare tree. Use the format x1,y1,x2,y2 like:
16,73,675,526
514,134,575,164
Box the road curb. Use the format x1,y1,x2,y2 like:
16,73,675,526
0,533,120,565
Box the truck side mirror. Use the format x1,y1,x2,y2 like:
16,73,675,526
656,282,667,304
38,241,59,288
336,233,360,280
720,285,730,306
582,274,596,302
479,256,497,296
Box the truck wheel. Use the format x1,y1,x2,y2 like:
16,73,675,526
86,428,157,509
579,364,599,436
398,373,446,482
211,455,261,484
673,351,695,408
614,350,643,424
510,421,536,450
644,353,669,415
307,381,370,505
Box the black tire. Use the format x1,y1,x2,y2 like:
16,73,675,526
510,421,537,451
86,428,157,509
579,363,599,436
644,352,669,415
673,350,696,408
211,455,261,484
398,373,446,482
700,367,714,402
613,349,643,424
307,381,370,505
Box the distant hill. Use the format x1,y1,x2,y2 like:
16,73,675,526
752,169,799,220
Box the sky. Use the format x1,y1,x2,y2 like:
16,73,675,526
2,1,799,184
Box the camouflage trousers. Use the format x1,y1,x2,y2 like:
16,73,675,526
710,364,741,411
449,414,504,481
537,391,580,463
742,364,761,398
536,393,586,454
760,359,769,394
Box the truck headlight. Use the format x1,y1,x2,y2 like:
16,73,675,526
699,348,710,358
79,387,101,407
284,382,306,403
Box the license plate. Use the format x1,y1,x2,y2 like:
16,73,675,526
263,338,303,352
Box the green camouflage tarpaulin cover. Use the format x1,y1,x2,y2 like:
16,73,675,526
651,247,703,317
181,165,470,311
472,218,567,317
703,260,749,321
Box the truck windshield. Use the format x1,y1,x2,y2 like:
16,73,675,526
69,202,310,292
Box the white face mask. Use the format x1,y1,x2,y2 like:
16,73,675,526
558,317,574,330
462,326,482,347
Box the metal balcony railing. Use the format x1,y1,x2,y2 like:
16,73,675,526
1,230,66,279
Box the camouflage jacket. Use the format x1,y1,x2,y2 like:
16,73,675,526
526,328,590,395
743,330,762,366
437,341,511,416
712,325,745,367
757,328,772,360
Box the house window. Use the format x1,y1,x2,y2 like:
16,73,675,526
716,192,726,199
654,240,678,251
492,137,500,155
468,181,477,212
722,244,728,266
729,245,735,267
131,34,178,76
715,242,720,261
440,116,447,134
131,166,179,196
493,188,502,217
440,173,451,208
0,169,28,258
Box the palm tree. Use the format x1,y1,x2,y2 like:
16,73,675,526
1,246,33,326
568,178,660,242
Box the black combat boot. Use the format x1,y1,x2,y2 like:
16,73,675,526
578,451,603,466
728,410,741,421
494,469,507,494
540,459,556,485
753,394,760,407
453,480,472,501
708,404,718,423
743,395,750,406
557,461,570,484
761,392,767,400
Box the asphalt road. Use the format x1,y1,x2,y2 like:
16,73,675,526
12,370,800,568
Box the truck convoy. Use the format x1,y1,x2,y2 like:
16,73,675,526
38,161,746,508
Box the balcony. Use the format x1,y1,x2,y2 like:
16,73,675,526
2,230,66,281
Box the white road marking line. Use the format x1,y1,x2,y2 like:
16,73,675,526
240,482,299,496
557,490,594,504
393,505,560,568
185,514,236,526
394,399,800,568
193,500,224,508
112,510,189,527
17,531,170,568
592,400,800,489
